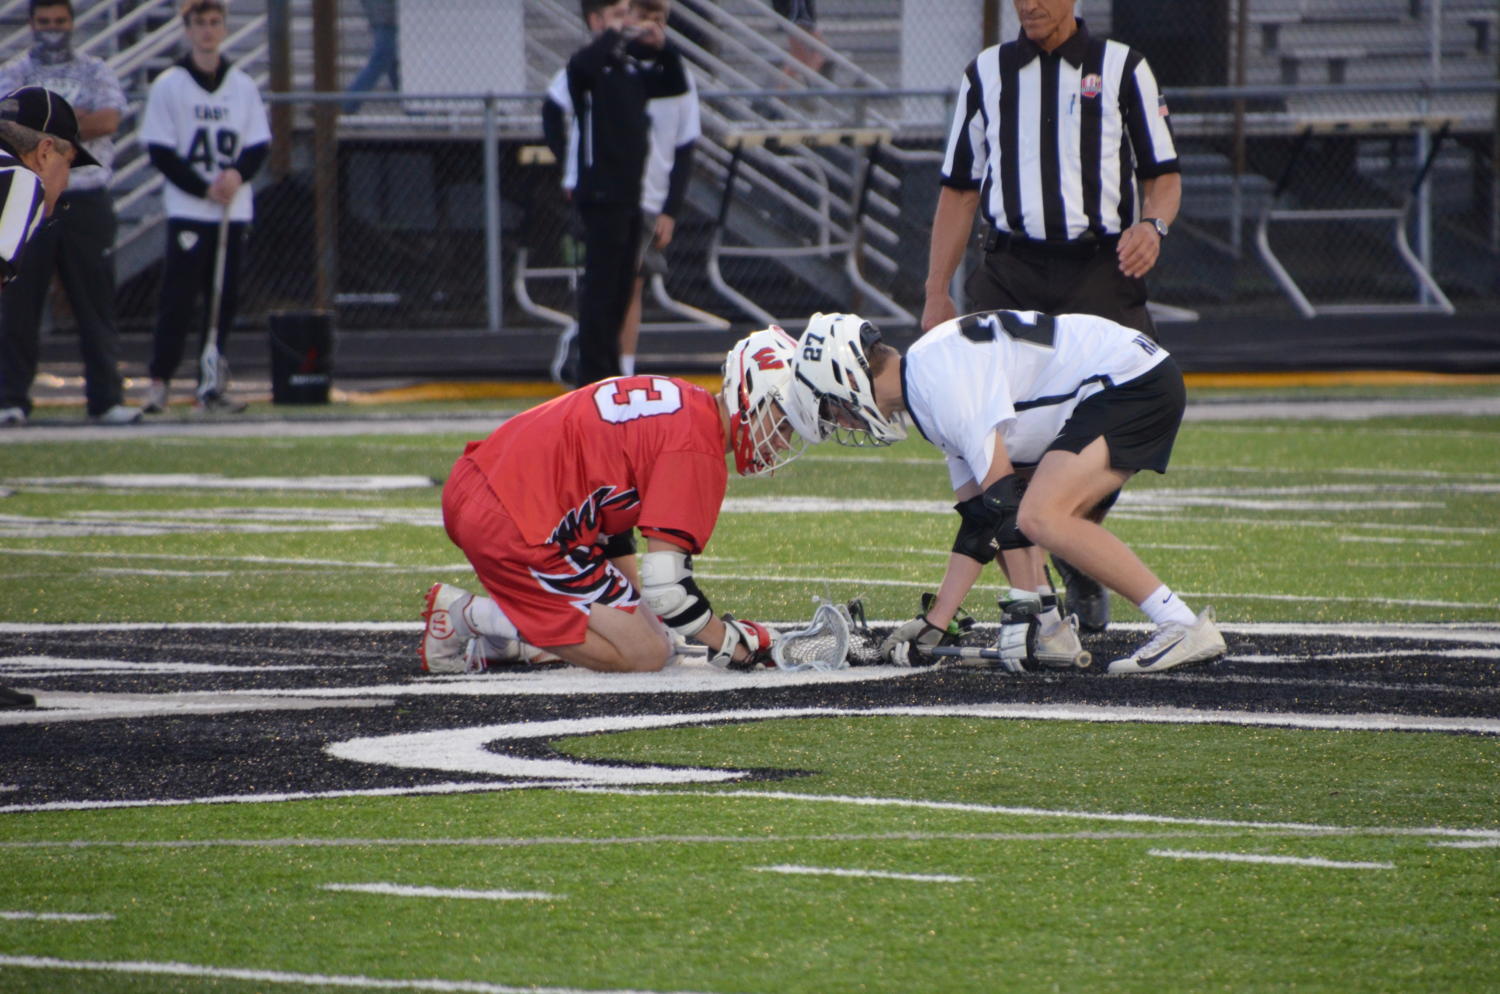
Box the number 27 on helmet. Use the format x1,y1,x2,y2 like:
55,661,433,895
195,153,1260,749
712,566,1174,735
784,312,907,447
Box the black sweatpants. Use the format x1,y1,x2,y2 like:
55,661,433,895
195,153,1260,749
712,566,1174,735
149,217,246,384
574,201,642,387
966,240,1158,340
0,189,126,417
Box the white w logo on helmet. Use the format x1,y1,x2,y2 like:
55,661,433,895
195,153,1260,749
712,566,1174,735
720,326,807,477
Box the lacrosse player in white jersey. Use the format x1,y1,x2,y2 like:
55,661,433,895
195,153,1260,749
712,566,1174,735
139,0,270,414
785,311,1225,675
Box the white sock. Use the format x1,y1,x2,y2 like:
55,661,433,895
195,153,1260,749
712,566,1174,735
1032,586,1061,630
463,595,521,641
1139,585,1196,627
620,355,636,376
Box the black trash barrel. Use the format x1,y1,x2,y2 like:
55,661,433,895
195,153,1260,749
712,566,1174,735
268,310,334,405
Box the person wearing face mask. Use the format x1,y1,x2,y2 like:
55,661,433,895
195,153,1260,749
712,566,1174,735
0,0,139,427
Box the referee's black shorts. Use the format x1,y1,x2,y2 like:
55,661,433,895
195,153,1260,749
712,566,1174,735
1047,357,1185,474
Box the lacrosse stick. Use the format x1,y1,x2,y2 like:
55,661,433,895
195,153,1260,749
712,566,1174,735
675,599,856,671
927,644,1092,669
771,599,852,671
198,205,232,399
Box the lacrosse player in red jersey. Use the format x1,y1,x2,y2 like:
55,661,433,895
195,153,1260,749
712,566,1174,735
785,311,1225,675
421,327,808,675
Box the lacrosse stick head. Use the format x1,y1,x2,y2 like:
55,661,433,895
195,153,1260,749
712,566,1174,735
722,326,808,478
771,599,852,672
785,313,907,448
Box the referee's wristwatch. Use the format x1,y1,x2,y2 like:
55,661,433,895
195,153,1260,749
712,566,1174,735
1143,217,1169,239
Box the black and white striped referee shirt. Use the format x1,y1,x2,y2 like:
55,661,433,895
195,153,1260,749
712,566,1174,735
940,20,1179,243
0,144,48,286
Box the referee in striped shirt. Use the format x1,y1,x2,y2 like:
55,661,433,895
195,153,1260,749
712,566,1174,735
921,0,1181,635
923,0,1181,339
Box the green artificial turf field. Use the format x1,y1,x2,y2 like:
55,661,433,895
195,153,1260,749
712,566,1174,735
0,387,1496,993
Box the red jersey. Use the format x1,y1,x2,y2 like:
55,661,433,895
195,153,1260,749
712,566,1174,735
460,375,728,555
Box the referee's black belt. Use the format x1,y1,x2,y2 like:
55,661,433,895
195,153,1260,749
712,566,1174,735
984,229,1119,260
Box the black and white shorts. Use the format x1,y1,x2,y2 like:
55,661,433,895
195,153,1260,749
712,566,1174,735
1047,357,1186,474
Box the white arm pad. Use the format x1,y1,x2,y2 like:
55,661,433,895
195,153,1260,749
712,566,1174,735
639,549,712,637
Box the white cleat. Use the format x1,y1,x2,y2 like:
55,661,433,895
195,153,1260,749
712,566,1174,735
92,404,143,425
1033,615,1092,669
1107,606,1226,675
141,382,169,414
419,582,474,673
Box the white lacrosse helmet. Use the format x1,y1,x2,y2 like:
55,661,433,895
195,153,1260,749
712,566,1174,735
785,312,907,447
721,326,808,477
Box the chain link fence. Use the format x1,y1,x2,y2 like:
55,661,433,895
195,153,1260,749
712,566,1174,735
4,0,1494,347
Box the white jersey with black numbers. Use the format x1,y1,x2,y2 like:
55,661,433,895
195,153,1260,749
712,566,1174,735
902,310,1168,489
140,62,269,223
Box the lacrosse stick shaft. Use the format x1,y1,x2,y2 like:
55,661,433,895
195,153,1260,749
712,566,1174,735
199,205,232,393
928,645,1092,669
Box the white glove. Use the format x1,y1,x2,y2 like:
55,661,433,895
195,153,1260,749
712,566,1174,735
996,588,1042,674
879,614,950,667
709,615,776,671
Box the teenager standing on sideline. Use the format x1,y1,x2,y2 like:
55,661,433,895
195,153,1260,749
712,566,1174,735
140,0,270,414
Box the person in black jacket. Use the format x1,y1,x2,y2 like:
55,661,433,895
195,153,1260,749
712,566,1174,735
0,85,98,702
549,0,688,387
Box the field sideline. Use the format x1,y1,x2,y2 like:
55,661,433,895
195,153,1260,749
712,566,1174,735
1,384,1497,993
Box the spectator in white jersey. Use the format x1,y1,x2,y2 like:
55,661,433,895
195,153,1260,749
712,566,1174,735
923,0,1182,634
785,311,1225,676
0,3,139,428
0,85,89,703
139,0,270,415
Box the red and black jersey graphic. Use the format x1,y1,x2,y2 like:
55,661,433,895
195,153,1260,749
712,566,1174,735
547,485,641,551
528,554,637,612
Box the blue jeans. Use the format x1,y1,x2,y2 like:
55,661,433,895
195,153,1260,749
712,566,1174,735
344,24,399,112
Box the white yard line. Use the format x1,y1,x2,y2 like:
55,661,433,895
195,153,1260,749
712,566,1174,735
3,621,1497,639
751,864,975,883
591,788,1500,843
3,474,437,491
0,955,713,994
0,547,468,570
0,657,385,676
0,830,1262,852
0,781,550,815
321,883,561,902
0,911,114,921
1147,849,1394,870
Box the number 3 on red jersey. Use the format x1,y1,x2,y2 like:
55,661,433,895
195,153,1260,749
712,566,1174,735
593,376,684,423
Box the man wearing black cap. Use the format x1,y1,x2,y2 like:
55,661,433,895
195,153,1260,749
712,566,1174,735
0,85,92,706
0,3,141,429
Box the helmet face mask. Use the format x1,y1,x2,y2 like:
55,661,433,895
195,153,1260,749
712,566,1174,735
722,327,808,477
787,312,907,447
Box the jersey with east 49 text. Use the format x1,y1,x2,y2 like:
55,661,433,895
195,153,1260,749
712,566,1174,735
139,59,269,223
460,376,728,555
902,309,1169,489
